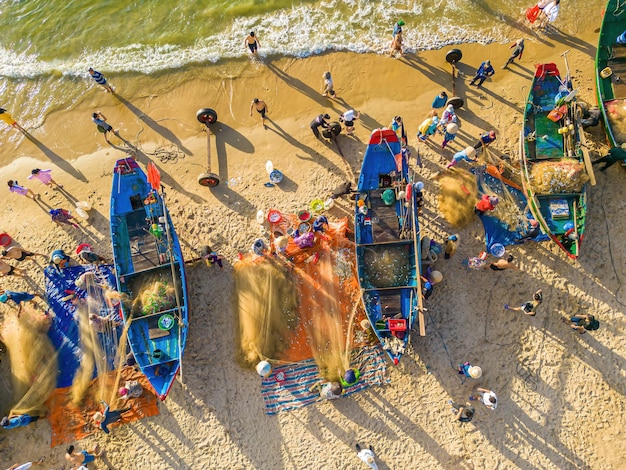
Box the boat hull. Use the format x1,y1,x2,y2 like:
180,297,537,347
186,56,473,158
595,0,626,148
355,129,421,364
110,157,189,400
520,64,588,259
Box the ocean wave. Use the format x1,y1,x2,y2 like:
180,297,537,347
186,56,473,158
0,0,511,78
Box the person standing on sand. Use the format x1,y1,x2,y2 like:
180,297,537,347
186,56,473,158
7,180,38,200
469,60,495,87
65,444,103,467
88,67,113,93
310,113,331,139
0,260,25,277
431,91,448,111
244,31,260,57
503,39,524,69
339,109,360,135
249,98,268,126
505,289,542,316
1,246,46,262
355,443,378,470
471,388,498,410
322,71,337,98
92,111,117,142
0,108,26,133
474,130,497,151
28,168,63,189
444,234,460,259
489,254,519,271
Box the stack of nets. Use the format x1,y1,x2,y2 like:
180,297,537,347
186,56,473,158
530,158,589,194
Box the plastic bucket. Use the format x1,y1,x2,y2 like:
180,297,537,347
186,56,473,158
267,209,282,224
75,207,89,220
76,201,92,211
490,243,505,258
0,233,12,247
297,210,312,222
310,199,324,213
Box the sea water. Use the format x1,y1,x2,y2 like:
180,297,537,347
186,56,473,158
0,0,594,132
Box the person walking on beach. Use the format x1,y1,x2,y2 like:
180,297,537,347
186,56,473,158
489,254,519,271
65,444,104,467
88,67,113,93
310,113,331,139
322,71,337,98
0,260,25,277
536,0,560,29
505,289,542,316
592,144,626,171
448,401,475,423
471,388,498,410
0,108,26,133
431,91,448,111
503,39,525,69
7,180,38,200
339,109,360,135
0,290,38,317
249,98,268,127
244,31,260,57
92,401,131,434
1,246,46,263
28,168,63,189
91,111,117,142
469,60,495,87
355,443,378,470
563,313,600,334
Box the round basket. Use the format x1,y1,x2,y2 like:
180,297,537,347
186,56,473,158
490,243,506,258
0,233,12,247
298,222,311,233
310,199,324,213
297,210,312,222
267,209,282,224
158,314,175,331
76,201,92,211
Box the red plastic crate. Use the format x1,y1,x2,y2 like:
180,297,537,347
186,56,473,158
388,319,407,332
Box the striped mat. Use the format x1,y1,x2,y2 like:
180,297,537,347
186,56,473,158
261,346,390,415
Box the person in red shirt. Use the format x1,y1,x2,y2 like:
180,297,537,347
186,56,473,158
475,194,499,214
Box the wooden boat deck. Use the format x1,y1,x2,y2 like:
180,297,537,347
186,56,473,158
607,52,626,99
368,189,403,243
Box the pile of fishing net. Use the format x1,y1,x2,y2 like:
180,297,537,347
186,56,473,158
606,99,626,144
438,170,478,228
529,158,589,194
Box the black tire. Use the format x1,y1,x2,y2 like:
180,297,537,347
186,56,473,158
448,96,464,109
329,122,342,137
575,101,590,119
196,108,218,125
198,172,220,187
446,49,463,64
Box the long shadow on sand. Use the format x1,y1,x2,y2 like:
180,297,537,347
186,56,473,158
114,93,193,156
23,134,88,182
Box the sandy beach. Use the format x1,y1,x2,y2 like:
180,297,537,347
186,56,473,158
2,7,626,469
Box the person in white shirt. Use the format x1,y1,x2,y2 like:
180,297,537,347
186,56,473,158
340,109,360,135
471,387,498,410
355,443,379,469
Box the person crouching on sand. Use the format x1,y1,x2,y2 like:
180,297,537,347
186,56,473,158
505,289,542,316
92,400,131,434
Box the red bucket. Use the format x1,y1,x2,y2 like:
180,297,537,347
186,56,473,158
0,233,12,247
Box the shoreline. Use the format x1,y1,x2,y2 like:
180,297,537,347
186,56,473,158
3,7,626,469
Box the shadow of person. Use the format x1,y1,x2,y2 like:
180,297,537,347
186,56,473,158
114,93,193,155
23,134,88,182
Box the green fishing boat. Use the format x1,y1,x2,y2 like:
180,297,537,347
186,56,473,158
595,0,626,147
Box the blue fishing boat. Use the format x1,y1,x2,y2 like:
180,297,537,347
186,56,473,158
110,157,188,400
520,63,588,259
355,129,423,365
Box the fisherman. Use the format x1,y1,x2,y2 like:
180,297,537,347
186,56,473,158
475,194,499,214
469,60,495,87
474,130,497,150
503,39,525,69
1,246,46,262
92,401,131,434
0,290,38,317
441,123,458,149
310,113,331,139
431,91,448,111
444,234,460,259
447,147,477,169
592,143,626,171
392,20,405,39
564,313,600,334
450,401,475,423
1,414,40,429
355,443,379,470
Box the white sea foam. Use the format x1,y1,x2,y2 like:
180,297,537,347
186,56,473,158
0,0,511,78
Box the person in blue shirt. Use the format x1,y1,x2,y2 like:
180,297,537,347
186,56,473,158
1,414,39,429
431,91,448,110
0,290,37,317
88,67,113,93
469,60,495,87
